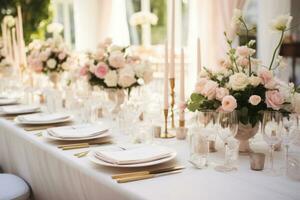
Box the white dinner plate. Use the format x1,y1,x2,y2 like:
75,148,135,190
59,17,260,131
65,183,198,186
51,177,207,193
87,149,177,168
0,98,18,106
44,130,110,141
0,105,40,115
15,115,73,125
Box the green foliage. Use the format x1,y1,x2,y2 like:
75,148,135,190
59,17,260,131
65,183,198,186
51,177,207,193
187,93,221,112
0,0,52,44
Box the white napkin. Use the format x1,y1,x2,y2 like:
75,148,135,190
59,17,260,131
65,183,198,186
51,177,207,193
1,105,39,114
94,145,174,165
18,113,70,123
47,123,108,139
0,98,17,105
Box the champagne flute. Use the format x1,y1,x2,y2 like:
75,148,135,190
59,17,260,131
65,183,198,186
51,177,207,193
215,111,238,172
281,114,298,174
261,111,283,176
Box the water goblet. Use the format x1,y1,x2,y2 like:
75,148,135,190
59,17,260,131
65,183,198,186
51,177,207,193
215,111,238,172
261,111,283,176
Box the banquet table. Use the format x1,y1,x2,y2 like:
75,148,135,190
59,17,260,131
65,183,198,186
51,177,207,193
0,117,300,200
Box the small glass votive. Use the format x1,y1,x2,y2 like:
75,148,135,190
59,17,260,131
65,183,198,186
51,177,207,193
249,153,265,171
153,126,161,138
287,153,300,181
225,139,240,169
189,127,209,169
176,127,188,140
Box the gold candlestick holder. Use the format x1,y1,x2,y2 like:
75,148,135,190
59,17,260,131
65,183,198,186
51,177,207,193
169,78,175,128
161,109,175,138
179,119,185,127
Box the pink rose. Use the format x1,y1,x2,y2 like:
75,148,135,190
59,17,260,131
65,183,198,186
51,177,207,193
218,58,231,69
94,62,108,78
58,52,66,60
30,59,43,73
237,57,249,67
108,52,125,68
249,95,261,105
265,90,284,110
95,48,105,60
221,95,237,112
79,65,89,76
236,46,255,57
202,80,218,100
258,68,273,85
195,78,208,94
216,87,229,101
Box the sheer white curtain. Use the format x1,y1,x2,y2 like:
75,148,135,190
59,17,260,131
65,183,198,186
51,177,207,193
257,0,291,82
187,0,245,92
73,0,129,51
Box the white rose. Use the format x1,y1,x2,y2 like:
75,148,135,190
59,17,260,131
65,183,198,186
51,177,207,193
118,66,136,88
61,62,68,70
108,51,125,68
248,76,261,87
89,62,97,73
270,15,293,31
4,15,15,27
104,70,118,87
229,72,249,91
47,59,57,69
292,93,300,114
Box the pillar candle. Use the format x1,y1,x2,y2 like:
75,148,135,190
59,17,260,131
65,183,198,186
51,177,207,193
169,0,175,78
179,48,185,121
164,40,169,109
7,29,13,63
1,23,7,55
12,28,20,68
17,5,26,67
197,38,201,77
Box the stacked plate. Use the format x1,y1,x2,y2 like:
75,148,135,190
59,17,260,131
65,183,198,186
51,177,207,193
15,113,72,125
0,105,40,115
0,98,18,106
88,145,177,167
45,123,109,141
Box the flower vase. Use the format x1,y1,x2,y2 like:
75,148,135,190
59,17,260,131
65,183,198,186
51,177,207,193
235,122,259,154
49,72,60,89
107,89,126,114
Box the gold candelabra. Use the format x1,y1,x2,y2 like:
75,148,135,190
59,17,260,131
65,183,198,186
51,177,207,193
169,78,175,129
161,109,174,138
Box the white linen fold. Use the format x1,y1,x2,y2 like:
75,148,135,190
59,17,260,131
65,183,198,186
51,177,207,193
94,145,174,165
0,98,17,105
47,123,108,139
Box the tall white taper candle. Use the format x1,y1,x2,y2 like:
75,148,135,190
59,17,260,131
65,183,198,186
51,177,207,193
179,48,185,121
169,0,175,78
164,40,169,109
197,38,201,77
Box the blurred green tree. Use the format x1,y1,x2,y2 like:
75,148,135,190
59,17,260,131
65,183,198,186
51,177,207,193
0,0,52,44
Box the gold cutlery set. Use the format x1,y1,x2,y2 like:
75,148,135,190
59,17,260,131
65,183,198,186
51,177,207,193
112,166,185,183
57,139,112,150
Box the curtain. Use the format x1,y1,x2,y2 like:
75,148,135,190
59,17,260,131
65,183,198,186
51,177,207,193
73,0,129,51
187,0,245,92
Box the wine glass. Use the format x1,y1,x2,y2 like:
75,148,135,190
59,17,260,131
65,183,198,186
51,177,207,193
281,114,298,174
215,111,238,172
261,111,283,176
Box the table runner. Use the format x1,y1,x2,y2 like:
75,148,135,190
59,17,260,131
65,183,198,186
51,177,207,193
0,118,299,200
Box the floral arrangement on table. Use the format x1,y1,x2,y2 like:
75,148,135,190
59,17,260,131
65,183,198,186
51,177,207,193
0,39,12,70
79,38,153,92
27,23,73,75
187,9,300,152
130,11,158,26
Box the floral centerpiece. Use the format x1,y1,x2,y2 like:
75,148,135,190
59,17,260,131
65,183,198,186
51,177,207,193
187,9,299,153
0,39,12,75
79,38,153,112
27,23,74,87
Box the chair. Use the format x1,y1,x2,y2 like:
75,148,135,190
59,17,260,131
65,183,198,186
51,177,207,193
0,174,30,200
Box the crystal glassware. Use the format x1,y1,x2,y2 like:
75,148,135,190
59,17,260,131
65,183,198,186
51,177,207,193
261,111,283,176
281,114,298,174
215,111,238,172
188,126,209,169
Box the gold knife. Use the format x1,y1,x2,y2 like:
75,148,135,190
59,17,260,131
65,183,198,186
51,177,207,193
116,169,183,183
112,166,185,179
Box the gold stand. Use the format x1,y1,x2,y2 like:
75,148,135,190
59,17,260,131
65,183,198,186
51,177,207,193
179,120,185,128
169,78,175,128
160,109,175,138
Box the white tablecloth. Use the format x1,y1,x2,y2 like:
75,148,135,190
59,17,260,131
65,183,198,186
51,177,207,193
0,118,300,200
